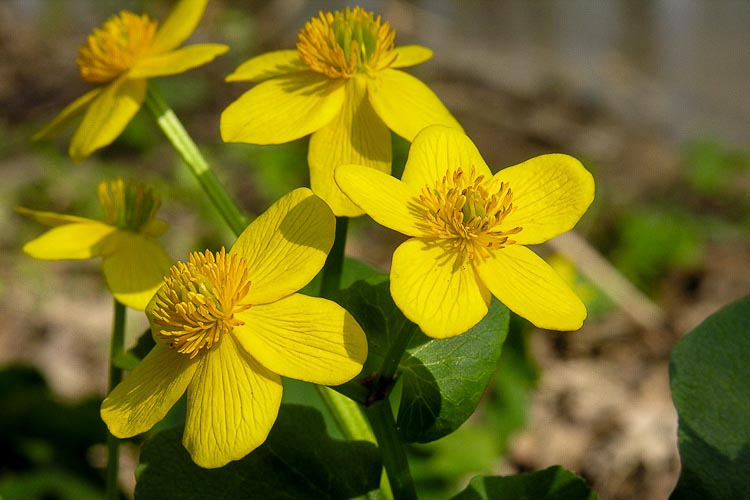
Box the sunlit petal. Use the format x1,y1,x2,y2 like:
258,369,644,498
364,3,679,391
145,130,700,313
309,76,391,216
129,44,228,79
22,221,115,260
70,77,146,161
226,50,308,82
367,69,462,142
494,154,595,245
476,245,587,331
183,337,282,468
335,165,426,237
101,343,197,437
100,232,172,310
234,294,367,385
391,45,433,68
391,238,491,338
221,73,345,144
32,88,101,140
401,125,490,190
149,0,208,54
231,188,334,304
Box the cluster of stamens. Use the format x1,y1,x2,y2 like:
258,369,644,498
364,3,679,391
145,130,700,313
97,179,160,232
296,7,397,78
151,249,252,359
77,11,157,83
418,168,522,260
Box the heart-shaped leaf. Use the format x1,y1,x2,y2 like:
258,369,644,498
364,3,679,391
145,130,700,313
135,404,382,499
669,296,750,500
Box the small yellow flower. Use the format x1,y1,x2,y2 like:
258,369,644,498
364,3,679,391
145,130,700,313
221,6,462,217
34,0,228,161
18,179,172,310
100,188,368,468
335,126,595,338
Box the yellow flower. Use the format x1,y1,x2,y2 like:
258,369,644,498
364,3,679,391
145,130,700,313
220,6,462,217
100,188,368,468
34,0,228,161
18,179,172,310
335,126,595,338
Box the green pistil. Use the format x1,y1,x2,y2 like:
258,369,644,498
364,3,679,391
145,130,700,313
98,179,160,232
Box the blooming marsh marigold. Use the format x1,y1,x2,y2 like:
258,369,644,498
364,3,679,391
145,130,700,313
336,126,595,338
18,179,172,310
221,6,462,216
34,0,228,161
101,188,368,468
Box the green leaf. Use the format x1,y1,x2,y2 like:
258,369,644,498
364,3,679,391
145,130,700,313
451,466,598,500
135,404,382,500
669,296,750,500
334,281,509,443
398,298,509,442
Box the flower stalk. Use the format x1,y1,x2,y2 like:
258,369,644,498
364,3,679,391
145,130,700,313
145,85,248,236
105,300,126,500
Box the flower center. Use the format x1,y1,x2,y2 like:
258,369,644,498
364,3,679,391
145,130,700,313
418,168,522,259
296,6,397,79
77,11,157,83
151,248,252,359
97,179,160,232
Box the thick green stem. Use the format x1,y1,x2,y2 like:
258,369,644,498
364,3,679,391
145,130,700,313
105,300,126,500
365,399,417,500
320,217,349,299
144,86,248,236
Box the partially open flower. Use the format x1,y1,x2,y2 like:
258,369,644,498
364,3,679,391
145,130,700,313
18,179,172,310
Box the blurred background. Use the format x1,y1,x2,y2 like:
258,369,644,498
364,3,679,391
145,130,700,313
1,1,749,499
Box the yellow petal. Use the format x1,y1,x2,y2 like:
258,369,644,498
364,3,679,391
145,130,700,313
70,77,146,161
183,336,282,468
309,76,391,217
16,207,93,227
367,68,462,142
220,73,345,144
475,245,587,331
22,221,115,260
128,44,229,79
32,88,101,140
231,188,334,304
494,154,595,245
391,45,433,68
100,232,172,310
233,294,367,385
149,0,208,54
101,343,197,438
400,125,490,190
226,50,308,82
391,238,491,338
334,164,426,237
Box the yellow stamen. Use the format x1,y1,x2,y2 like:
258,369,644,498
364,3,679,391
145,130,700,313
97,179,161,232
77,11,157,83
296,7,397,79
418,168,522,259
151,248,252,359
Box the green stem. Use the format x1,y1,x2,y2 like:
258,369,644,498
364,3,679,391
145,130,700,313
144,85,248,236
365,399,417,500
319,217,349,299
105,300,126,500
